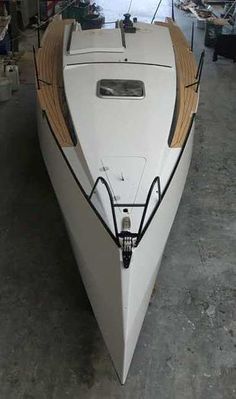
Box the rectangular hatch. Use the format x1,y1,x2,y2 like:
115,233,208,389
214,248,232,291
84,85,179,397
69,28,125,55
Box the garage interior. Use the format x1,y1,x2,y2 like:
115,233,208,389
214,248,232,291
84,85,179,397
0,0,236,398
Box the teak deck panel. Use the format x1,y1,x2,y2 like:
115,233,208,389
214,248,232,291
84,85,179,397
37,18,198,149
156,19,198,147
36,19,74,147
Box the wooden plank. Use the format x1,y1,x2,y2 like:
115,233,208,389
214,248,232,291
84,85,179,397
166,18,198,148
36,19,74,147
37,18,198,148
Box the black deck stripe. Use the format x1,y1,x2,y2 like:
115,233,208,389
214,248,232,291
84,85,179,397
41,110,195,249
136,113,196,244
42,111,120,247
66,22,74,53
66,61,172,68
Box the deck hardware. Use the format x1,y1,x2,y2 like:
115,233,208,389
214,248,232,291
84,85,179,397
127,0,133,14
33,45,40,90
195,51,205,80
89,176,161,246
89,177,119,239
151,0,163,24
190,22,195,52
67,21,75,53
185,51,205,93
123,13,136,33
37,0,41,48
195,51,205,92
114,203,145,207
137,176,161,237
120,173,125,181
100,166,109,172
119,20,127,48
122,216,131,231
171,0,175,22
37,24,41,49
119,231,137,269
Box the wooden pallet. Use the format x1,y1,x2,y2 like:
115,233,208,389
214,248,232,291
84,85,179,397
36,19,74,147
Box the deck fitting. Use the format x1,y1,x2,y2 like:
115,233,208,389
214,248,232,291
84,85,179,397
119,231,137,269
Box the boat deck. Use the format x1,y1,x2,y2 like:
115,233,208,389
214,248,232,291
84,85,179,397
156,18,198,147
36,19,73,147
36,18,198,149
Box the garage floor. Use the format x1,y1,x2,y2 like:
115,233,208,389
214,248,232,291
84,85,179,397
0,1,236,398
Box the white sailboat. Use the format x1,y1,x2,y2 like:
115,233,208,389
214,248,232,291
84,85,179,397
35,13,201,383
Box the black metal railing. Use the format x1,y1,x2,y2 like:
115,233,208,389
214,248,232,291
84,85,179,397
89,176,119,239
137,176,161,237
89,175,161,244
185,50,205,93
190,21,195,52
42,110,196,265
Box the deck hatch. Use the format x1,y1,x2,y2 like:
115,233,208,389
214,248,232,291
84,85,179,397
97,79,145,99
69,28,124,55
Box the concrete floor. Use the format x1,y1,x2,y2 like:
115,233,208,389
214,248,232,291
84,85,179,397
0,1,236,398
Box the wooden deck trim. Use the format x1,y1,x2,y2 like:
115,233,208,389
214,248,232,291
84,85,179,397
156,19,199,148
36,19,74,147
37,18,198,149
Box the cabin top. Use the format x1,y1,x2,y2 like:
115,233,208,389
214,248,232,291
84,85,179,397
63,22,175,68
69,28,124,55
36,18,198,150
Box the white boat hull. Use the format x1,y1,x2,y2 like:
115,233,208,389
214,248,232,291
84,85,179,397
37,105,195,383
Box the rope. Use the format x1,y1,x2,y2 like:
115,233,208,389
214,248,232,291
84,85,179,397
127,0,133,14
151,0,163,23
